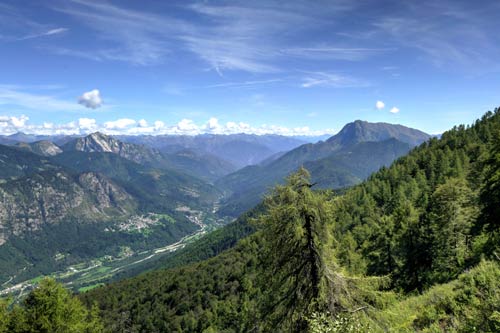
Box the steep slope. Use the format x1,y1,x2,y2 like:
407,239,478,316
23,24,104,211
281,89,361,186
217,122,429,216
326,120,430,148
0,145,224,286
82,108,500,333
15,140,63,156
63,132,236,181
0,161,209,282
304,138,412,189
62,132,164,167
0,144,61,180
51,150,221,210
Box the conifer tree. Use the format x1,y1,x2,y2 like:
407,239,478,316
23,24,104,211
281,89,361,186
481,129,500,226
0,299,8,333
21,278,103,333
257,167,334,331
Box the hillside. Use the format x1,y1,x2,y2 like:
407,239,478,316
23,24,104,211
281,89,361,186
0,139,226,288
164,149,237,182
217,121,429,216
304,138,412,188
82,108,500,332
15,140,63,156
0,144,61,180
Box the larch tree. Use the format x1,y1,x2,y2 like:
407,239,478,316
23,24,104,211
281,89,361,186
256,167,336,331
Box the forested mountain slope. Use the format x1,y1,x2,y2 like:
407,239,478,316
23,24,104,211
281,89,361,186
217,121,428,217
82,108,500,332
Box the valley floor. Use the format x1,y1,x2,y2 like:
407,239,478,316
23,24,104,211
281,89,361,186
0,220,215,301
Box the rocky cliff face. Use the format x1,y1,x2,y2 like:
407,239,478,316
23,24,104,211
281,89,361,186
0,171,134,245
63,132,164,166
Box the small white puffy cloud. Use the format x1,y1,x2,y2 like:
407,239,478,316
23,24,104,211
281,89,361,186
78,89,103,109
154,121,165,130
104,118,136,129
176,119,197,132
206,117,220,131
138,119,148,127
78,118,97,129
375,100,385,110
390,107,400,114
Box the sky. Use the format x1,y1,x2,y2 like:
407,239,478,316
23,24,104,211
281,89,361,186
0,0,499,136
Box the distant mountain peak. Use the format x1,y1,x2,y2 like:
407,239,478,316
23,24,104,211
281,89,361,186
62,132,165,166
15,140,63,156
328,120,430,147
71,132,122,153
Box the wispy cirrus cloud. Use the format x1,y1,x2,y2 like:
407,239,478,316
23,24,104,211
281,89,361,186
49,0,364,73
0,85,105,112
300,72,370,88
17,27,68,41
205,79,283,89
371,1,500,71
0,3,68,42
282,46,394,61
52,0,190,65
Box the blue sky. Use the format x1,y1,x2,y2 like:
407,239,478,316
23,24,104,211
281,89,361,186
0,0,499,136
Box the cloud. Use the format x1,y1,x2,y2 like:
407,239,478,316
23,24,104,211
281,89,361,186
0,85,82,112
0,115,29,130
78,89,103,109
282,46,394,61
17,27,68,41
372,1,500,71
50,1,362,73
205,79,282,89
300,72,369,88
52,0,184,65
0,3,68,42
0,115,335,137
78,118,97,130
376,100,385,110
390,107,400,114
104,118,136,129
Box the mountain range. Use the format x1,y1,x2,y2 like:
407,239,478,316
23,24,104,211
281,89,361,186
216,120,430,216
78,109,500,333
0,120,431,287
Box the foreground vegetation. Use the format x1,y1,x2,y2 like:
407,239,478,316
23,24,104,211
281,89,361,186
0,279,103,333
2,108,500,332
